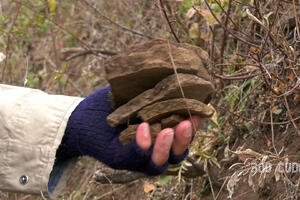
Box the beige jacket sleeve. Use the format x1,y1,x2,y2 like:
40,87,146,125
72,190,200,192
0,84,83,198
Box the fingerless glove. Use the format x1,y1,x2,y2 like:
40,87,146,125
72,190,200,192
56,86,188,176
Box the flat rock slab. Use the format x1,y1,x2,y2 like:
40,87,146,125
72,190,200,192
161,115,185,129
119,123,161,146
105,39,211,107
138,98,214,124
107,73,215,127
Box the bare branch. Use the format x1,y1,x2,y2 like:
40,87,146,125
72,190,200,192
198,1,260,48
80,0,153,39
158,0,180,43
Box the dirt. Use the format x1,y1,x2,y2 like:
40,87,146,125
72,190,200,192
105,39,212,107
4,1,299,200
198,119,300,200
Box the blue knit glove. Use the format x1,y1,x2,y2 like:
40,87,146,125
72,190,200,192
56,86,188,176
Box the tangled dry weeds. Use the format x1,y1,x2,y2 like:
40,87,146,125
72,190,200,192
0,0,299,199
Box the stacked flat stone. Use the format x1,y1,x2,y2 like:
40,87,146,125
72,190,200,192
104,39,215,145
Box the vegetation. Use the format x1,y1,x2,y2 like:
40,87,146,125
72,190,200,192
0,0,299,199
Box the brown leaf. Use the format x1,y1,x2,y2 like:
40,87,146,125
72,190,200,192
271,106,279,113
274,167,281,182
288,73,295,81
186,8,197,19
273,87,281,95
233,148,262,162
194,7,218,25
284,157,289,163
294,94,300,104
267,139,271,147
144,183,156,193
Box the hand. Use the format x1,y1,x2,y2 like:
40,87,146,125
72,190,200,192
57,86,200,176
136,116,200,166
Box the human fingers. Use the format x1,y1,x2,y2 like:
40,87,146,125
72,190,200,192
172,116,201,155
136,122,152,151
151,128,174,166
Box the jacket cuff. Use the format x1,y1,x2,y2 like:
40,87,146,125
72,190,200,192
46,97,82,199
48,157,78,198
0,84,82,197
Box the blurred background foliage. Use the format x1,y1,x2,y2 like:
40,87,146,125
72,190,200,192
0,0,299,199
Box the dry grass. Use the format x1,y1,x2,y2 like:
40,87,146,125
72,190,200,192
0,0,299,199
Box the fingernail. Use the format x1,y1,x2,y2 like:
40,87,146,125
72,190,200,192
183,123,192,138
163,130,174,148
142,123,150,139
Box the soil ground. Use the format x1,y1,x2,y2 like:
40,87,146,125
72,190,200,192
0,0,299,200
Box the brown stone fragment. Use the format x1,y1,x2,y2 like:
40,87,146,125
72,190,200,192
138,98,214,124
106,73,215,127
105,39,211,107
119,123,162,146
161,115,185,129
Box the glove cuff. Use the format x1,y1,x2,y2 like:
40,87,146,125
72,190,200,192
56,87,113,159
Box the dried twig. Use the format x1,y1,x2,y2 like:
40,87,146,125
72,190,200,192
215,0,249,37
12,0,94,53
292,0,300,39
81,0,153,39
2,2,21,82
283,96,300,136
281,0,300,6
270,106,279,156
94,181,138,200
219,107,300,125
63,48,117,61
93,171,145,184
215,177,229,200
220,0,232,66
214,72,262,80
199,1,260,48
93,157,206,184
207,170,217,200
158,0,180,43
167,41,195,132
277,79,300,97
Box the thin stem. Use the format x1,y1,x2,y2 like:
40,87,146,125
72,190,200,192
159,0,180,43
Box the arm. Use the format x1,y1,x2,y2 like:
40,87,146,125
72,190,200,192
0,84,82,197
0,85,199,198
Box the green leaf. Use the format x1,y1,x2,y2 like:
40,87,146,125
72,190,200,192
167,166,181,172
180,0,201,14
273,108,282,115
229,91,239,109
135,7,142,19
243,121,251,129
25,72,39,88
48,0,57,13
61,62,68,71
157,175,173,186
53,73,62,80
59,74,68,86
219,131,227,139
